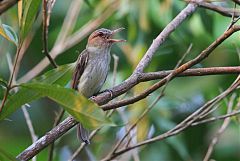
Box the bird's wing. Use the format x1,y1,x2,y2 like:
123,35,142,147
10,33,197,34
71,49,89,90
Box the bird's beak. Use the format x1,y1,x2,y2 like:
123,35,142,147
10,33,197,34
108,27,126,43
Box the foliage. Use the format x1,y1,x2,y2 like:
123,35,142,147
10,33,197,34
0,0,239,161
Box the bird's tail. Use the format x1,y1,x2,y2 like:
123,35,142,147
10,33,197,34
77,123,90,144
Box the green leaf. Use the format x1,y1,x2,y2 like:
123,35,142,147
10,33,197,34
21,83,112,129
199,9,214,35
0,87,43,121
20,0,41,40
0,77,7,88
32,63,75,86
0,148,18,161
0,20,18,46
83,0,93,8
0,63,75,121
0,82,112,129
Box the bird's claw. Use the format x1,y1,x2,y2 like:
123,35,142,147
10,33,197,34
90,89,113,100
102,89,113,99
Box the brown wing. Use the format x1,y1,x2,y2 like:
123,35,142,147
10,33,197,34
71,49,89,90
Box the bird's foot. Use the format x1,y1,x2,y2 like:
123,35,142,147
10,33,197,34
101,89,113,99
90,89,113,100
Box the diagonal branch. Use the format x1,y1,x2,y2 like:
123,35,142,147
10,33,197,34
189,0,240,17
134,1,201,74
18,0,120,83
16,117,78,161
0,0,17,15
100,25,240,110
92,0,203,105
107,76,240,160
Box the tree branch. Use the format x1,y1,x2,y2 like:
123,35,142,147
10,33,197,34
139,66,240,81
16,67,240,160
42,0,58,68
134,0,200,74
16,117,78,161
18,0,120,83
0,0,17,15
203,94,234,161
189,0,240,17
105,77,240,160
100,26,240,110
92,1,203,105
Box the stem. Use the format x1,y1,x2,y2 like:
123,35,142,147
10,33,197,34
0,45,21,112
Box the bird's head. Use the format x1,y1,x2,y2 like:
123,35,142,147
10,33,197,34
87,28,125,48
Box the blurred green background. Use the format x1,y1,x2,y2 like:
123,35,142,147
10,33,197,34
0,0,240,161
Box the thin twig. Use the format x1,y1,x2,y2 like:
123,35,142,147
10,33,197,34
227,3,240,30
16,3,240,160
102,43,192,161
192,109,240,126
0,44,22,112
108,77,240,160
112,54,119,87
47,108,65,161
54,0,83,46
203,94,235,161
134,1,200,74
18,0,120,83
189,0,240,17
7,54,38,161
46,1,83,160
101,26,240,110
42,0,57,68
22,106,38,161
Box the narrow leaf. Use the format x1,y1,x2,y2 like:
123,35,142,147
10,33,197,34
20,0,41,40
18,0,23,26
22,83,112,129
0,77,7,88
0,148,18,161
32,63,75,86
0,21,18,46
0,63,75,121
0,87,43,121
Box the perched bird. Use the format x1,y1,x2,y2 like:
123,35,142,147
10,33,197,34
71,28,125,144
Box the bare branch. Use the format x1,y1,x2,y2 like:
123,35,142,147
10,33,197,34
203,94,235,161
0,44,22,112
192,109,240,126
16,117,78,161
42,0,58,68
7,54,38,161
0,0,17,15
134,1,201,74
100,26,240,110
47,109,65,161
140,66,240,81
16,2,240,160
107,77,240,160
21,106,38,161
190,0,240,17
18,0,120,83
15,66,240,160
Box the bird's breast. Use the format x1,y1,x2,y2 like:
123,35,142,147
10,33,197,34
78,52,110,98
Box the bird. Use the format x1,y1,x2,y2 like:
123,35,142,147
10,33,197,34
71,28,125,144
